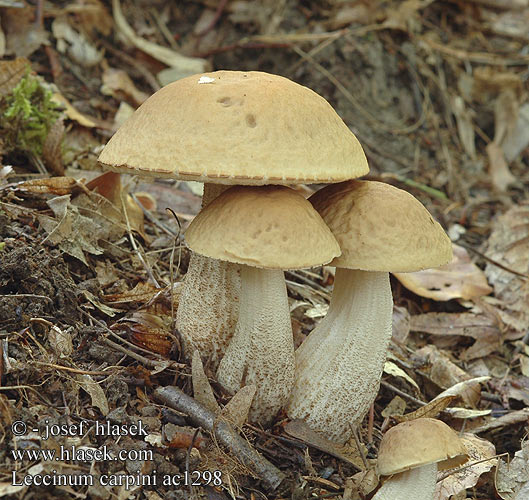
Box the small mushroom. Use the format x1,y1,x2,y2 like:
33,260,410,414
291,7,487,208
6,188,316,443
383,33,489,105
287,180,452,442
373,418,468,500
98,70,368,368
185,185,340,425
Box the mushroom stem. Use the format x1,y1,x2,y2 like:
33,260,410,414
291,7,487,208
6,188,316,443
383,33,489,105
177,183,241,367
287,268,392,442
372,462,438,500
217,265,295,425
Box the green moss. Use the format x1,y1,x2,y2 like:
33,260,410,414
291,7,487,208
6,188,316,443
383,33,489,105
1,71,61,157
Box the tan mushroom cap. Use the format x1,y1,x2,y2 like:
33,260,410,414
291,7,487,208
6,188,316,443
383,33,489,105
309,180,453,272
98,70,368,185
186,185,340,269
377,418,469,476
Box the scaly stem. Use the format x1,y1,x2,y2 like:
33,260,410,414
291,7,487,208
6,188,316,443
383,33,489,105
177,183,241,368
217,265,294,425
372,463,438,500
287,268,392,443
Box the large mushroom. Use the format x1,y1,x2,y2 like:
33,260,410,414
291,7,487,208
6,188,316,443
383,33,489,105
185,185,340,425
287,180,452,442
98,70,368,367
374,418,468,500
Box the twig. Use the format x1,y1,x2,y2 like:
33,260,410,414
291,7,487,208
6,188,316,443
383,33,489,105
380,380,426,406
154,386,285,492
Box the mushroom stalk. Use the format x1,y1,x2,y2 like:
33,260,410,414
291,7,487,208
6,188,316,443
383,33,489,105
287,268,392,443
217,265,294,425
372,463,438,500
177,183,241,367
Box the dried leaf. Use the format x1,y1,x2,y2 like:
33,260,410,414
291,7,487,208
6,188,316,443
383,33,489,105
384,361,419,390
496,441,529,499
471,408,529,434
410,312,502,360
443,408,492,419
503,103,529,161
52,16,102,67
484,202,529,335
393,396,456,423
38,194,105,265
394,244,492,301
0,57,29,97
435,434,496,500
48,325,73,359
192,351,220,414
3,5,48,57
15,176,78,196
381,395,406,418
76,374,109,415
112,0,209,78
220,385,256,428
433,376,490,406
101,67,149,107
104,282,163,305
51,92,97,128
392,305,410,343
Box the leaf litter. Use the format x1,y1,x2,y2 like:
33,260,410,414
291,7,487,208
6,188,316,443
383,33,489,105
1,0,529,498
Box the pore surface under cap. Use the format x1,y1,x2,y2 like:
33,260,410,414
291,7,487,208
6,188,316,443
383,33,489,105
98,71,368,184
310,180,453,272
185,185,340,269
377,418,468,476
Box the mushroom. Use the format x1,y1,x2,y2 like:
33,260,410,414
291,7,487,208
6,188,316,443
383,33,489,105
287,180,452,442
98,70,368,368
185,185,340,425
373,418,468,500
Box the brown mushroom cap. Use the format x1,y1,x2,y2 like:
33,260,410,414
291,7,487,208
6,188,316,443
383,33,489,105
98,71,368,185
377,418,469,476
309,180,453,272
185,185,340,269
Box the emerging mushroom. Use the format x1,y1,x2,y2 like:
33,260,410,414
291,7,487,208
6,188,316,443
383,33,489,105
185,185,340,425
98,70,368,367
287,180,452,442
373,418,468,500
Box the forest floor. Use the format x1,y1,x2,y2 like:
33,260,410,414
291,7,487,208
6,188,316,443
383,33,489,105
1,1,529,499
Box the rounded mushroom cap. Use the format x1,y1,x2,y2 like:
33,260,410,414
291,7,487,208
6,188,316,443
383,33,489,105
185,185,341,269
309,180,453,272
377,418,468,476
98,70,368,185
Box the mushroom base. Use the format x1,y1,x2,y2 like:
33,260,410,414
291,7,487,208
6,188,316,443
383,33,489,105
287,268,393,443
372,462,438,500
217,265,294,426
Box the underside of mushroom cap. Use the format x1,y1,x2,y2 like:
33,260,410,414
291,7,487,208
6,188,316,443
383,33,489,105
309,180,453,272
377,418,469,476
185,185,341,269
98,71,368,185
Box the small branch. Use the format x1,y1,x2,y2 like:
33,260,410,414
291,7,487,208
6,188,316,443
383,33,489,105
154,386,285,492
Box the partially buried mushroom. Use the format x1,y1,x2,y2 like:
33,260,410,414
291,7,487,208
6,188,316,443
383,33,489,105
374,418,468,500
287,180,452,442
98,70,368,368
185,185,340,425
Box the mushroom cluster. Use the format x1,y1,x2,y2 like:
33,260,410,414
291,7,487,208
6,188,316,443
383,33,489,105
185,185,340,424
374,418,468,500
98,70,368,369
287,180,453,442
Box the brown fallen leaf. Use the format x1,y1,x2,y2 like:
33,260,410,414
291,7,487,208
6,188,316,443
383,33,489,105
101,67,149,107
486,141,517,192
470,408,529,434
433,376,490,407
393,396,456,423
103,281,163,305
410,312,502,360
394,244,492,301
435,434,496,500
495,441,529,499
220,385,256,429
14,176,79,196
0,57,29,97
484,202,529,337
